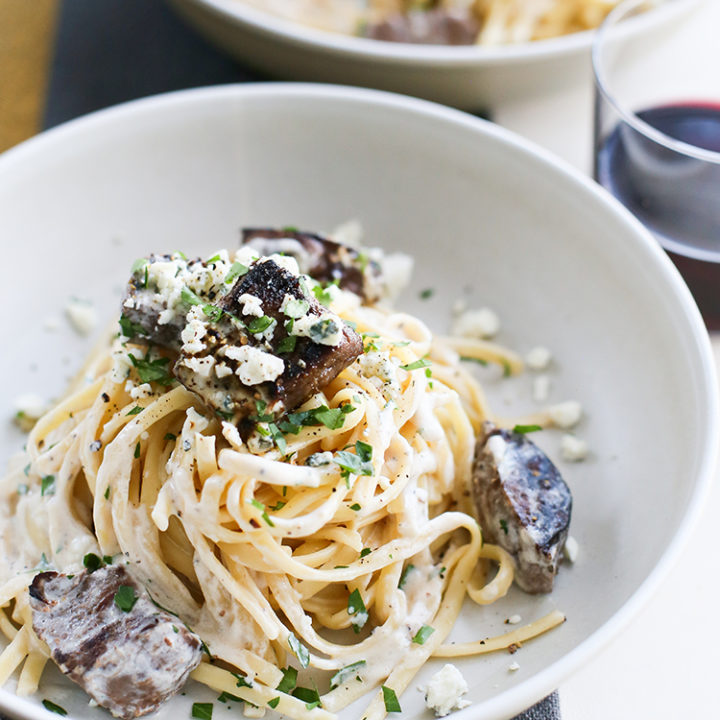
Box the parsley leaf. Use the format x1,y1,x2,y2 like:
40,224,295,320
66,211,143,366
42,700,67,716
398,564,415,589
276,335,297,353
335,441,374,479
247,316,274,334
513,424,543,434
83,553,105,573
114,585,138,612
382,686,401,713
126,406,143,416
288,633,310,668
119,314,146,338
419,288,434,300
276,666,298,694
412,625,435,645
312,284,334,307
330,660,366,689
225,261,248,285
128,352,174,385
400,356,432,372
360,547,372,558
191,703,213,720
347,589,368,633
499,518,509,535
267,698,280,709
40,475,55,497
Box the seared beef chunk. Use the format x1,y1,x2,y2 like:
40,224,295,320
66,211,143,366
242,228,384,302
363,9,480,45
120,254,194,352
173,259,363,423
471,422,572,593
29,566,202,719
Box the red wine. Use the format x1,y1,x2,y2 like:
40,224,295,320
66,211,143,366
596,103,720,329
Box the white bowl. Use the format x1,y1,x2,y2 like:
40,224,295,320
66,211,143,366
168,0,702,109
0,84,716,720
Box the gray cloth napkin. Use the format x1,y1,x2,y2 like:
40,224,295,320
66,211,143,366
42,2,562,719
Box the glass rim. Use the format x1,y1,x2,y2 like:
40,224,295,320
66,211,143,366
592,0,720,165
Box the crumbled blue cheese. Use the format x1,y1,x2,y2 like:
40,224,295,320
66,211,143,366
129,382,154,400
357,351,398,385
525,346,552,370
65,298,97,336
265,253,300,276
234,246,261,267
214,362,233,379
548,401,582,429
237,293,264,318
508,662,520,672
485,434,507,464
533,375,550,403
506,614,522,625
560,434,588,462
14,394,48,429
451,307,500,339
424,664,471,717
564,535,579,563
291,313,343,346
305,451,334,467
180,306,208,355
111,348,133,384
223,345,284,385
178,355,215,379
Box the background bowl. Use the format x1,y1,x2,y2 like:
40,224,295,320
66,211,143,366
168,0,702,110
0,84,716,720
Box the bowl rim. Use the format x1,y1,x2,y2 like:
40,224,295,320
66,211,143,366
0,82,717,720
172,0,704,66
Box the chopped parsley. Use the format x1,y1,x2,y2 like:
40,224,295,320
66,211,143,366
269,500,286,512
114,585,138,612
288,633,310,668
400,356,432,372
335,440,373,480
83,553,105,573
191,702,213,720
330,660,366,689
126,406,143,416
249,499,274,527
119,314,146,338
134,442,141,459
412,625,435,645
276,335,297,353
128,352,174,386
513,424,542,434
278,403,354,434
232,672,252,688
40,475,55,497
267,698,280,709
217,692,243,704
291,686,321,710
42,700,67,716
283,297,310,318
419,288,434,300
381,686,401,713
104,486,110,500
398,563,415,589
247,315,274,334
499,518,509,535
347,589,369,633
312,284,334,307
225,261,248,285
349,503,361,512
165,433,177,441
360,547,372,558
276,666,298,694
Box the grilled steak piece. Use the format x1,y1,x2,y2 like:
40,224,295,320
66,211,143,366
471,423,572,593
29,565,202,719
363,9,481,45
120,254,198,352
173,258,363,424
242,227,384,302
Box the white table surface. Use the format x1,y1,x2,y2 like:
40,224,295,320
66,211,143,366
495,1,720,717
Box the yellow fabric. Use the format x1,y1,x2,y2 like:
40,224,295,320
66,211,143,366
0,0,59,153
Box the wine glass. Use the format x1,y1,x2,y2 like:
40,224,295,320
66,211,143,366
593,0,720,328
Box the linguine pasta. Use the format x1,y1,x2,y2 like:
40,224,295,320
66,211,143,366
0,246,567,719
